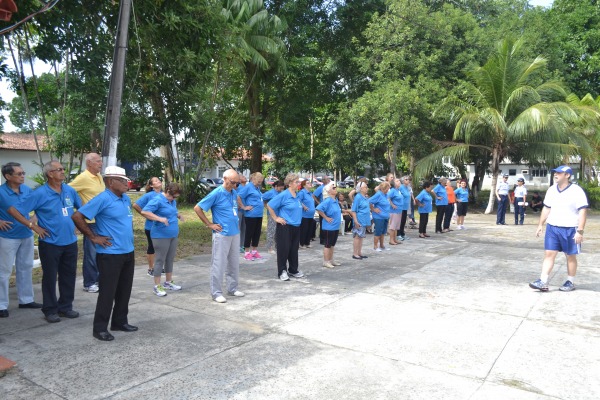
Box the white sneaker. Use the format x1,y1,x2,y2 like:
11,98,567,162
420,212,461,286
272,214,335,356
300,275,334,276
331,260,341,266
289,270,305,278
153,284,167,297
280,271,290,281
375,248,382,252
323,261,335,269
228,290,245,297
84,284,99,293
213,295,227,303
163,281,182,291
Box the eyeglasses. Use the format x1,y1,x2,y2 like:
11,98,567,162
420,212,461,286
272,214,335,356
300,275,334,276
12,172,26,176
50,168,65,172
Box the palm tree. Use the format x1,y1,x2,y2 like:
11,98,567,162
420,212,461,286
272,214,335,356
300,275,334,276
417,37,594,214
566,93,600,181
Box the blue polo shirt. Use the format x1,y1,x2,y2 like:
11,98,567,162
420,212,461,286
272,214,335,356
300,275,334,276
313,185,324,203
387,188,403,214
16,183,81,246
262,188,281,202
351,193,371,227
0,183,33,239
197,186,239,236
400,185,411,211
455,187,469,202
267,189,302,226
369,191,390,219
316,197,341,230
299,188,315,219
237,183,264,218
143,194,179,239
77,189,134,254
433,183,448,206
416,189,433,213
135,190,162,231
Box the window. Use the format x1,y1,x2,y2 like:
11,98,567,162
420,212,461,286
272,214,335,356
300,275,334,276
521,170,529,175
217,166,226,177
509,169,516,176
531,169,548,177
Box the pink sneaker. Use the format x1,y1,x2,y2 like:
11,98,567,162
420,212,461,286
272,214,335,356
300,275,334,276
252,251,263,259
244,252,254,261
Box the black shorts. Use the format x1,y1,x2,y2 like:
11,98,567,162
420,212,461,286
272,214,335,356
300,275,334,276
457,202,468,217
319,230,339,248
145,229,155,254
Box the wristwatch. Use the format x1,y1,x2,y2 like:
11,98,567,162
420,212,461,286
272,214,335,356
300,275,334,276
576,229,584,235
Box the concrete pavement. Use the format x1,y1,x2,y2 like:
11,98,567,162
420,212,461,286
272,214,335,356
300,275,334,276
1,213,599,399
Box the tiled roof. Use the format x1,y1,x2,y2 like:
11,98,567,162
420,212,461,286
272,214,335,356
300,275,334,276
0,132,48,151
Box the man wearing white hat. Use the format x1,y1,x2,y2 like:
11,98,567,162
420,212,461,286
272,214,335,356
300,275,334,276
72,166,137,341
529,165,588,292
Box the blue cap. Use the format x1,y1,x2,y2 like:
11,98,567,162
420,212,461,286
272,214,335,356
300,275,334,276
552,165,573,174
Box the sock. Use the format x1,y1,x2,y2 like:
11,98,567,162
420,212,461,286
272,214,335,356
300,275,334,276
251,250,257,254
540,274,549,283
567,276,575,283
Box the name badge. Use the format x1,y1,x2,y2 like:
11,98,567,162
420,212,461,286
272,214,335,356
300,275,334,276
62,207,68,217
233,207,238,216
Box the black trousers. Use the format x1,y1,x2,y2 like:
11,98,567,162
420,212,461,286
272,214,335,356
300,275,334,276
399,210,408,236
38,241,78,316
275,224,300,276
93,252,135,332
419,213,429,234
243,217,263,248
299,217,314,246
435,205,447,232
343,214,353,231
443,203,454,230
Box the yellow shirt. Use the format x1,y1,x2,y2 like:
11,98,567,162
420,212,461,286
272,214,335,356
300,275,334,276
69,169,105,222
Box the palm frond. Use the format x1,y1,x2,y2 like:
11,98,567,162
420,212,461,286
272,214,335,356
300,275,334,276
413,144,471,179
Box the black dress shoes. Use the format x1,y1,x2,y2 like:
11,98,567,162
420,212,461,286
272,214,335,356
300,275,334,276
45,314,61,323
19,302,43,309
0,309,8,318
111,323,138,332
58,310,79,318
93,331,115,341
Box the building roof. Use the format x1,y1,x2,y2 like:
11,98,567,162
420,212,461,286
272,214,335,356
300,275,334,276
0,132,48,151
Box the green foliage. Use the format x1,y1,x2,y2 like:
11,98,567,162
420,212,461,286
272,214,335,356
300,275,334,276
579,182,600,209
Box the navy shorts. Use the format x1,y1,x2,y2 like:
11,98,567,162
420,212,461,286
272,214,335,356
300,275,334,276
545,224,580,255
457,202,468,216
373,219,388,236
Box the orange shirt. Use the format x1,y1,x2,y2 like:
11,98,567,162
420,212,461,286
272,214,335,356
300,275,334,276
445,185,456,203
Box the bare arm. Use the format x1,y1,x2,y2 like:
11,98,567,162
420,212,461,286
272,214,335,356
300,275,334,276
193,204,222,232
72,211,112,248
7,206,49,239
132,203,143,215
140,210,169,226
267,203,287,225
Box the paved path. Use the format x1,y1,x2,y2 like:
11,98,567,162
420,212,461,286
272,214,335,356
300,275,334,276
1,213,599,399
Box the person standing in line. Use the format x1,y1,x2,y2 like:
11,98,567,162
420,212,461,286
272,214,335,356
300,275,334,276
514,178,528,225
263,180,285,254
194,169,245,303
8,161,82,323
298,179,315,249
368,182,391,251
237,172,265,261
432,177,448,233
316,182,342,268
397,176,411,241
71,166,138,341
0,162,42,318
267,173,305,281
350,181,370,260
132,177,163,276
415,181,433,238
68,153,105,293
238,174,248,253
529,166,588,292
312,175,331,238
443,179,456,232
496,174,510,225
387,178,403,246
454,180,470,230
141,183,184,297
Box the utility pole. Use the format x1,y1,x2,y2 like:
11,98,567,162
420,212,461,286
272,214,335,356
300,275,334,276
102,0,132,170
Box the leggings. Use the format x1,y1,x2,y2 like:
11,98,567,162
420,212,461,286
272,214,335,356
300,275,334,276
152,237,178,277
243,217,263,248
266,214,277,250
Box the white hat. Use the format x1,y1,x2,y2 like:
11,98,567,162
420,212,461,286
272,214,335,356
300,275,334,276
103,166,127,178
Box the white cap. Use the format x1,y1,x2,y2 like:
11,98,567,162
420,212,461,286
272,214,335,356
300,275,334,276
103,166,127,178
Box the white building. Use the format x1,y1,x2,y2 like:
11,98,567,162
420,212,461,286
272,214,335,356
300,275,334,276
0,132,51,188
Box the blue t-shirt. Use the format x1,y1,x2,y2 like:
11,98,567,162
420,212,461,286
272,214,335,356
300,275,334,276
267,189,302,226
399,185,411,211
416,189,433,214
433,183,448,206
387,188,403,214
262,188,281,202
0,183,33,239
77,189,134,254
197,186,239,236
316,197,341,230
455,187,469,203
143,194,179,239
237,183,264,218
313,185,324,203
16,183,82,246
299,188,315,219
351,193,371,227
369,191,390,219
135,190,161,231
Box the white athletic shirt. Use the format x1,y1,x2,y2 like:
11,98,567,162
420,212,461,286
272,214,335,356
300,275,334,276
544,183,589,227
514,185,527,198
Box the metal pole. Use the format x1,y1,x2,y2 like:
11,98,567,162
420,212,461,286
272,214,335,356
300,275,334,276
101,0,132,170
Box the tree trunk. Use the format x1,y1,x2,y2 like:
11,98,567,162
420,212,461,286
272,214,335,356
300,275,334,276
484,147,501,214
389,139,398,176
246,63,263,173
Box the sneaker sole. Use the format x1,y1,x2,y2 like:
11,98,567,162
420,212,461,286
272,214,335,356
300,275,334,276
528,283,549,292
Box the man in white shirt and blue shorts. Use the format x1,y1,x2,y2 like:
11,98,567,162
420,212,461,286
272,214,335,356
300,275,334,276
529,166,588,292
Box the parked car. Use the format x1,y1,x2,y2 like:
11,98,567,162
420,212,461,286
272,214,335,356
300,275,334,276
265,176,279,185
127,178,142,191
199,177,223,190
336,181,347,189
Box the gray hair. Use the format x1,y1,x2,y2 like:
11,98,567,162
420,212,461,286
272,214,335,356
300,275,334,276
284,173,299,187
42,160,60,179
